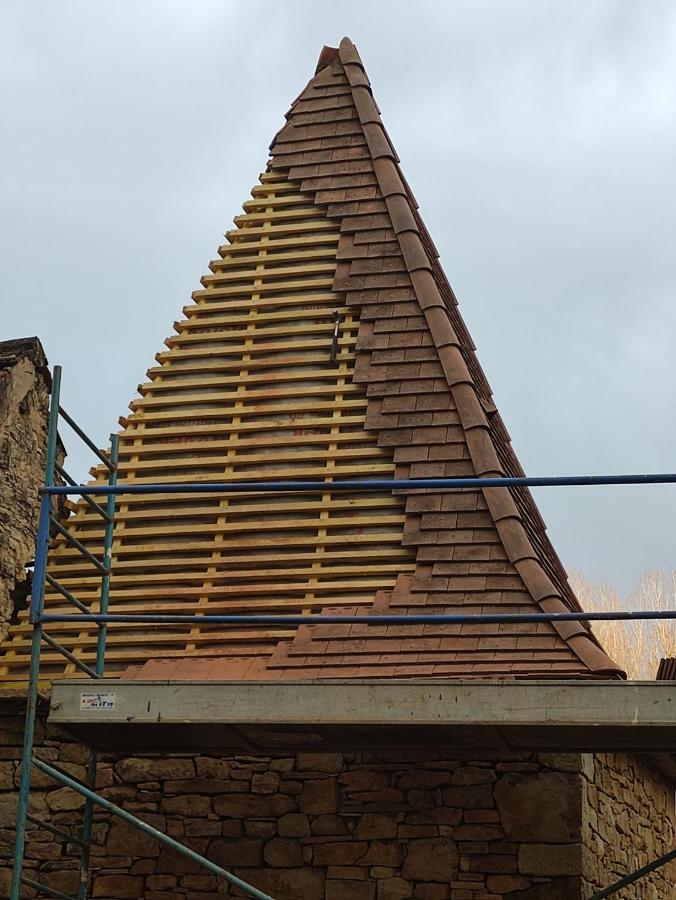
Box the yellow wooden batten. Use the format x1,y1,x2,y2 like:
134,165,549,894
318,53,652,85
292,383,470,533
0,177,415,684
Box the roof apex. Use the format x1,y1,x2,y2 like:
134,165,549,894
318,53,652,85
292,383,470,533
315,44,340,74
315,37,362,74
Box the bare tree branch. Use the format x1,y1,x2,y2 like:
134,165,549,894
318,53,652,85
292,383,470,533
570,569,676,679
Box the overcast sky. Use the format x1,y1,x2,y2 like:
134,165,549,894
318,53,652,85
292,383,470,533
2,1,675,593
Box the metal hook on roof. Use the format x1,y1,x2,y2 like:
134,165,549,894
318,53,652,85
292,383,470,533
329,309,340,365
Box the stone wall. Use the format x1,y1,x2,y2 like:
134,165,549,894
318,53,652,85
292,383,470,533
0,337,52,642
1,702,674,898
0,702,594,899
582,752,675,898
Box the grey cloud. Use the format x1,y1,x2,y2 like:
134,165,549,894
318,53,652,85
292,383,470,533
1,0,675,590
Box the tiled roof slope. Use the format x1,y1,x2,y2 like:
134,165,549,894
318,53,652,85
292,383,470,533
1,169,417,684
248,38,624,680
0,38,624,685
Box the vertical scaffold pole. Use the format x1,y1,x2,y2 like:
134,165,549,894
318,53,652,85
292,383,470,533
10,365,62,900
78,432,118,900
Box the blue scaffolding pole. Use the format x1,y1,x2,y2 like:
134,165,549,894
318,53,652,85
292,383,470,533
9,364,676,899
9,368,274,900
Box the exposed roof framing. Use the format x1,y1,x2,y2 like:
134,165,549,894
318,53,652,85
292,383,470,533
0,39,623,685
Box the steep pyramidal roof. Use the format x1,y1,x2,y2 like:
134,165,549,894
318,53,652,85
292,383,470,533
0,39,623,684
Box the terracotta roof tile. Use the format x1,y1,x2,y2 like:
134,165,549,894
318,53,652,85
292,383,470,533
656,658,675,679
3,39,625,687
263,48,623,676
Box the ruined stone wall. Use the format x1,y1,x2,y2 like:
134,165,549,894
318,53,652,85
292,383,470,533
0,337,52,643
581,752,675,899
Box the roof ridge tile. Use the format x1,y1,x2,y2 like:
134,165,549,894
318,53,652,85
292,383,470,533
263,40,625,680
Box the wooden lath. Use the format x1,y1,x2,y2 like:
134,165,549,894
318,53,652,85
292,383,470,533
0,174,416,684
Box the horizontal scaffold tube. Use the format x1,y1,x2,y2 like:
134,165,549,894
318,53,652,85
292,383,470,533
32,757,275,900
39,610,676,626
41,472,676,496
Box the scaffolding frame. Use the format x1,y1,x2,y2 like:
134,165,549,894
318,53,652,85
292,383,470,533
8,364,676,899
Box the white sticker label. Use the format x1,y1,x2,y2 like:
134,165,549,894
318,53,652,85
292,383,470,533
80,691,116,711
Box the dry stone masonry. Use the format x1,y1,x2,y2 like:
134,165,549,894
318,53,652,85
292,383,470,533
0,338,52,643
581,753,674,898
1,702,673,899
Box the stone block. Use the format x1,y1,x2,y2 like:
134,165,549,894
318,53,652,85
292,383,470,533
246,820,276,838
406,807,462,826
340,771,390,792
518,843,582,876
399,824,438,838
397,770,452,790
300,779,338,814
467,853,517,873
94,765,114,789
164,778,229,795
463,810,500,823
38,869,80,896
279,778,303,796
195,757,231,778
234,866,324,900
297,753,344,773
251,771,280,794
508,877,580,899
413,886,451,900
486,874,532,892
115,757,194,782
451,766,497,785
313,840,369,865
407,789,437,809
355,814,399,839
46,788,84,812
185,818,221,836
0,761,14,789
163,794,211,816
352,788,405,804
156,843,200,875
0,869,13,896
536,754,582,774
402,837,459,881
369,866,397,878
458,840,488,854
326,878,376,900
278,812,311,837
213,793,294,818
106,818,162,856
264,836,304,867
453,824,504,841
147,874,178,890
180,873,217,890
359,841,404,867
441,784,493,809
211,837,263,867
25,841,62,861
0,795,17,828
327,865,369,879
377,876,412,899
312,814,350,835
494,772,581,842
92,875,144,898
